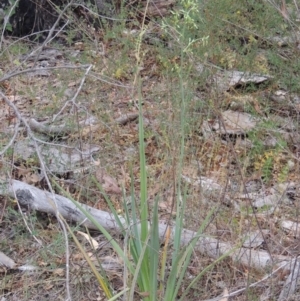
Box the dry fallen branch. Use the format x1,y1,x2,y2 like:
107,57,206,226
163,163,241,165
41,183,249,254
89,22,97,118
143,0,175,17
28,112,139,137
115,113,139,125
0,251,16,268
0,179,293,273
52,64,93,122
278,260,300,301
28,118,75,136
0,65,91,82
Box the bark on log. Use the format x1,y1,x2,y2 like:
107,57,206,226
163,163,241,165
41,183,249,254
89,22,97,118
0,179,292,271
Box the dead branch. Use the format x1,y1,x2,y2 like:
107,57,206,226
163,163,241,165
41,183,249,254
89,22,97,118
0,65,90,82
28,112,139,137
52,64,92,122
278,260,300,301
28,118,75,136
115,113,139,125
0,179,293,273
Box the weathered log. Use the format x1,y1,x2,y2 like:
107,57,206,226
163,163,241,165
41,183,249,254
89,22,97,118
0,179,292,272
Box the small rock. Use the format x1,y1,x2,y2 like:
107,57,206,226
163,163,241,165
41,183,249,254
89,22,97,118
212,110,257,135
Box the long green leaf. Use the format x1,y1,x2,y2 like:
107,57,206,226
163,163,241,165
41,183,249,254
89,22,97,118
137,77,150,294
149,198,160,301
129,232,151,301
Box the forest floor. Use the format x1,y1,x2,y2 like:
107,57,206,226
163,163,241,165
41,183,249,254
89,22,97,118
1,1,300,300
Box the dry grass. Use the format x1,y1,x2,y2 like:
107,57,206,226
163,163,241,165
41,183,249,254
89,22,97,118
1,0,300,300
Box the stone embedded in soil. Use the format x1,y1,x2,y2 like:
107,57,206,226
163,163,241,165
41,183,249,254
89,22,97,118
212,110,257,135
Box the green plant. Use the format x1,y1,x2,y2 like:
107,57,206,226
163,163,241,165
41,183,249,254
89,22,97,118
89,96,222,301
54,61,231,301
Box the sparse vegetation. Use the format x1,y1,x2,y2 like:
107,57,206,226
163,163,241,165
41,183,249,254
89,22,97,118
1,0,300,300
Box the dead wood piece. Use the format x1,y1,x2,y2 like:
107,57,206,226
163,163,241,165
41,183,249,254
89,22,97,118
115,113,139,125
28,118,74,136
20,48,64,62
145,0,175,17
278,260,300,301
129,0,175,17
0,251,16,268
0,179,293,272
29,117,100,138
